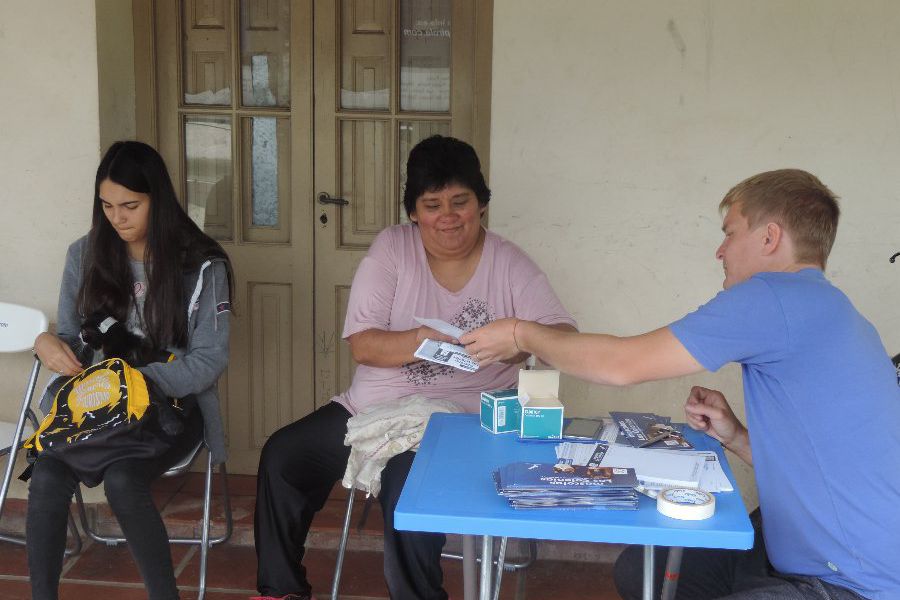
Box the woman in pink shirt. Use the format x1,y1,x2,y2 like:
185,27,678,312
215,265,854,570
253,136,576,600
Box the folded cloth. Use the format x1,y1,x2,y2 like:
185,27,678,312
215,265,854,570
342,395,463,497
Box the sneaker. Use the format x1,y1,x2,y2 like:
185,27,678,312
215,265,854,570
249,595,315,600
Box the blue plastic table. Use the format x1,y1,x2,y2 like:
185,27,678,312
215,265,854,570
395,413,754,600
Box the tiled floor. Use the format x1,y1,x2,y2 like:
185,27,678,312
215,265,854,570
0,473,624,599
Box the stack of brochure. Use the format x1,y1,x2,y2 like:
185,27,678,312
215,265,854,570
493,462,639,510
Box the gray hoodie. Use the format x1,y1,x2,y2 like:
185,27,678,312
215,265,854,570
47,236,231,463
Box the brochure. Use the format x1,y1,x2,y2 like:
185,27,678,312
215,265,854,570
610,411,693,450
413,316,465,340
414,339,479,372
598,444,704,489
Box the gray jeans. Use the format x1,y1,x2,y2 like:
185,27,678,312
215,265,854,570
614,509,867,600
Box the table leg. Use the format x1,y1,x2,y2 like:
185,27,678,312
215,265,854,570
479,535,494,600
463,535,477,600
643,545,655,600
660,546,684,600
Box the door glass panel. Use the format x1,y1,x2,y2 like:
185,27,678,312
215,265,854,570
339,119,391,246
240,0,291,107
183,0,233,105
340,0,391,110
398,120,449,223
399,0,451,112
251,117,279,226
184,115,234,240
242,116,291,242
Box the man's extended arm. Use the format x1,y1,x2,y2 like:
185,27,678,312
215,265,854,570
461,318,704,385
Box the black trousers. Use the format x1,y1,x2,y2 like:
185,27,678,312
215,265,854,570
614,509,865,600
254,401,448,600
27,411,203,600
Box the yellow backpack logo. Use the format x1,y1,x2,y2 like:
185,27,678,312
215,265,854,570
26,358,150,454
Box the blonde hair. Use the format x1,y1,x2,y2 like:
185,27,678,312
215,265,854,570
720,169,840,267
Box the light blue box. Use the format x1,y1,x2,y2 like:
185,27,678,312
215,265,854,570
519,398,564,439
517,369,564,439
480,388,521,434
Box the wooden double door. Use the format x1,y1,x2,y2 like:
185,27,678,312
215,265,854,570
137,0,492,472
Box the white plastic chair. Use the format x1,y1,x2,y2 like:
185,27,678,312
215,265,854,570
0,301,82,554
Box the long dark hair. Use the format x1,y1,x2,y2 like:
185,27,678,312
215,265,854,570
78,141,233,348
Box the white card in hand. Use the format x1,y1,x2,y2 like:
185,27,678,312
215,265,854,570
414,339,479,372
413,316,465,340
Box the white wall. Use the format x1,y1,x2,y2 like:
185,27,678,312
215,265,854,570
0,1,100,311
490,0,900,507
0,0,100,498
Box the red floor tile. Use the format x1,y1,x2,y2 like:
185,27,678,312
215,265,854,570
0,541,29,577
305,547,389,599
58,581,152,599
176,543,256,591
520,559,621,599
63,540,191,584
0,580,33,599
157,492,235,538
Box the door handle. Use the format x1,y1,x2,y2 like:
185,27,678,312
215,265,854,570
317,192,349,206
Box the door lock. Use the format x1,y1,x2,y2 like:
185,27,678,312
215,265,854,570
317,192,349,206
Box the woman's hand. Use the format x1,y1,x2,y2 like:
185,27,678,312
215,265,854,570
459,318,522,366
33,332,82,377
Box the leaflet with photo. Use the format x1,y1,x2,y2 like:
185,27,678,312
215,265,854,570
610,411,693,450
414,339,479,372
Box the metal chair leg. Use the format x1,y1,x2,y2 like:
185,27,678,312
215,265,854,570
0,359,41,524
491,537,508,600
1,360,82,555
197,450,214,600
331,489,356,600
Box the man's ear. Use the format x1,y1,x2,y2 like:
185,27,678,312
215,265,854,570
761,222,783,256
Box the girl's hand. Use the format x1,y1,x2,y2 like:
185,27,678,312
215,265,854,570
33,332,82,376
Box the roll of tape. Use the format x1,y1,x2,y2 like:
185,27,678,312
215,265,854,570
657,487,715,520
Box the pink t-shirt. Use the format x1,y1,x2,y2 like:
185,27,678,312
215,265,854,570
334,224,577,414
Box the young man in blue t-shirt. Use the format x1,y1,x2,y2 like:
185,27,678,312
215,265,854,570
462,169,900,600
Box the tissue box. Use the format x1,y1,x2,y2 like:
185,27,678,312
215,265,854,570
480,388,521,434
518,370,564,439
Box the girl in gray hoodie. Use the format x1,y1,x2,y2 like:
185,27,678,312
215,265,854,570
30,141,233,600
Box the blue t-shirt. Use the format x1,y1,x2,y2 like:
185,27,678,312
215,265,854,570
670,269,900,600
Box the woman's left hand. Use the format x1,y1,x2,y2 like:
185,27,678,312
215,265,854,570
459,318,522,366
